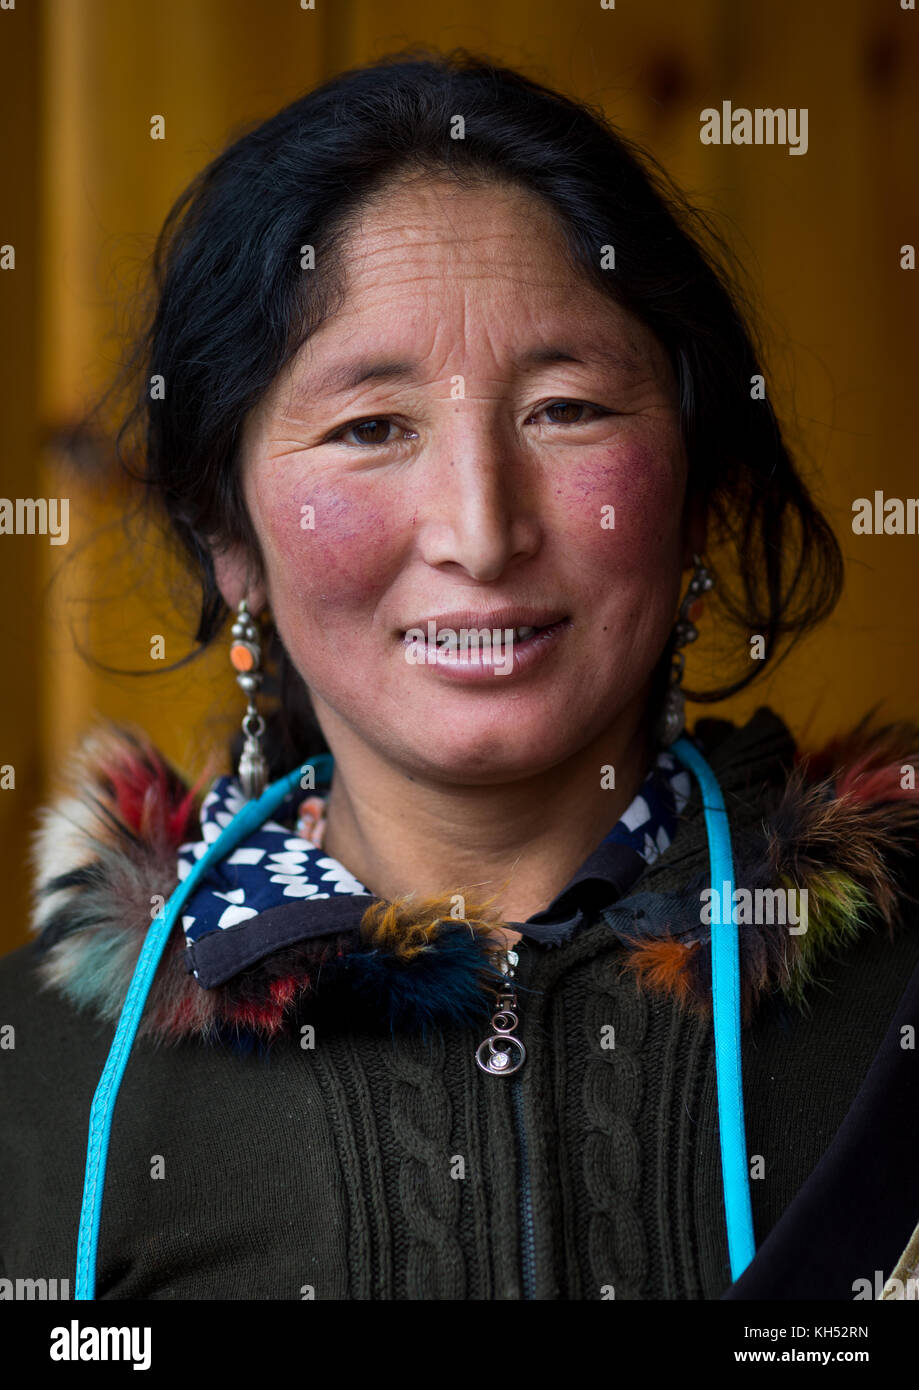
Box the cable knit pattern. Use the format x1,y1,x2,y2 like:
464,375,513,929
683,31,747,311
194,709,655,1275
389,1030,466,1299
582,951,650,1298
309,1035,399,1299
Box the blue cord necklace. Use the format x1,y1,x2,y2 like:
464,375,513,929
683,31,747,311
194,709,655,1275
73,738,755,1298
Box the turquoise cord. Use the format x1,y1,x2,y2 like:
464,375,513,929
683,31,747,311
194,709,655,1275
671,736,756,1280
74,754,333,1300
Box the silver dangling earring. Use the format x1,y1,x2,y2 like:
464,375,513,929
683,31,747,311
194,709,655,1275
229,598,269,799
656,553,714,746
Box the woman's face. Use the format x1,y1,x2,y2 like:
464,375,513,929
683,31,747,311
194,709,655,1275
219,176,695,784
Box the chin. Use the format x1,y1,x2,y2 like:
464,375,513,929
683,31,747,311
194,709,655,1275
394,720,580,784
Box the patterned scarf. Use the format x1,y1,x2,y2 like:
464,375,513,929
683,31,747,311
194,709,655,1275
176,748,693,949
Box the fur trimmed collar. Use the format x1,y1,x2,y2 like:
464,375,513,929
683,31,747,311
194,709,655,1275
27,712,919,1048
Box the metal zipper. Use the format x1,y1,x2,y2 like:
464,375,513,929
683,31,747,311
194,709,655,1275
511,1071,537,1300
474,941,537,1298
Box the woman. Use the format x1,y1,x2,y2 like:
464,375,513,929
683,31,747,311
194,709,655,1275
2,50,919,1302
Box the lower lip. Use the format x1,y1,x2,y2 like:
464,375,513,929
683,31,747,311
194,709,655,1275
399,619,571,683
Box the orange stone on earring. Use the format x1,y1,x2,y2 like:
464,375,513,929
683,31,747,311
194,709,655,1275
230,641,258,672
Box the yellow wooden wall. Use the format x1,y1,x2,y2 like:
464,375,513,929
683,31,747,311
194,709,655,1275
1,0,917,950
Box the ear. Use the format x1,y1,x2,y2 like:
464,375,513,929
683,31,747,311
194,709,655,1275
211,541,268,615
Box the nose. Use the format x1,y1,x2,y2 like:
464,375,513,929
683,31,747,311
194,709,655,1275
415,416,540,581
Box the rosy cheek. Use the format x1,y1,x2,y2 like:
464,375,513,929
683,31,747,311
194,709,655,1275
558,439,684,558
254,475,398,607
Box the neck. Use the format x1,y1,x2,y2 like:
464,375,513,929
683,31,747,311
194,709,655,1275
312,697,654,926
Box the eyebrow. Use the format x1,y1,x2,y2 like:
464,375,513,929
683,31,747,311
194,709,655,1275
309,344,649,398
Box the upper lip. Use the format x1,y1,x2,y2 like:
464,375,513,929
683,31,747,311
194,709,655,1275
399,607,569,635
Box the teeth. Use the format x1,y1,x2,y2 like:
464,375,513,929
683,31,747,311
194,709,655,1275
402,623,554,643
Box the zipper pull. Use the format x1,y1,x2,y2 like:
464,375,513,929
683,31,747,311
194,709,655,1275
475,946,527,1075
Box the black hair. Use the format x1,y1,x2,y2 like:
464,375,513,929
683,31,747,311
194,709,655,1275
80,46,843,776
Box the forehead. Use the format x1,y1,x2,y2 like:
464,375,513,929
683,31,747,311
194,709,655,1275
338,175,573,281
268,175,675,406
325,176,656,339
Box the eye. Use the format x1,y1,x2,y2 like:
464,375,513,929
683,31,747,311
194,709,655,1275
330,417,417,447
327,401,612,447
534,400,612,426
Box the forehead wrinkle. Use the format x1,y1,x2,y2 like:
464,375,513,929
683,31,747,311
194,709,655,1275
282,347,661,412
345,183,556,261
278,307,665,409
341,201,575,291
342,252,571,299
273,196,669,411
324,204,598,328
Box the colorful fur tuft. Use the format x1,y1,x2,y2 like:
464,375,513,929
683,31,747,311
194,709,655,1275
359,891,508,961
617,719,919,1020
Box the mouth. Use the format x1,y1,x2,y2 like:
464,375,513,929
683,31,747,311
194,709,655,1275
397,616,572,678
398,609,570,642
398,619,570,653
400,621,566,639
